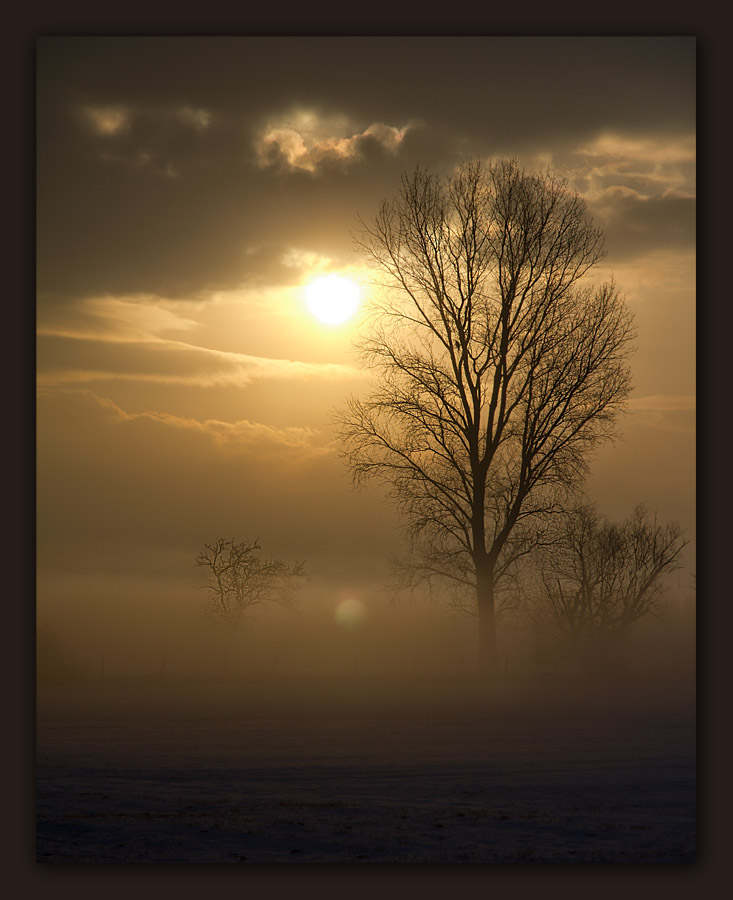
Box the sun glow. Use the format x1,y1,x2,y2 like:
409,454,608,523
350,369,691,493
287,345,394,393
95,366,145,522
304,274,361,325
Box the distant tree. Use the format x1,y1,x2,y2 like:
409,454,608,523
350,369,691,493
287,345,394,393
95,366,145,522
531,503,687,672
195,538,306,634
336,158,635,678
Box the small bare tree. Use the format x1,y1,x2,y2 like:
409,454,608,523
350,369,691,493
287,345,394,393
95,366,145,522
196,538,306,634
336,158,635,678
532,503,687,671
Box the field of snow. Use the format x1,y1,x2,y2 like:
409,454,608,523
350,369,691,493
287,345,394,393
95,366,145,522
36,675,696,863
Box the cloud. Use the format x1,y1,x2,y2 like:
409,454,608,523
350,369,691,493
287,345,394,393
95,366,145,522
280,247,333,272
521,131,695,262
176,105,213,132
82,104,132,135
255,109,413,173
37,332,358,391
577,133,695,177
546,133,696,263
594,192,695,261
76,101,217,179
562,131,695,204
81,101,215,136
39,387,327,453
38,295,204,344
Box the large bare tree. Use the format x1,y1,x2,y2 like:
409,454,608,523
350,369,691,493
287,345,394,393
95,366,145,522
336,159,636,677
531,503,687,672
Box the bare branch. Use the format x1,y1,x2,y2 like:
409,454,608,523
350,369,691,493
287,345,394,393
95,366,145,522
528,503,687,671
195,538,307,632
335,157,635,675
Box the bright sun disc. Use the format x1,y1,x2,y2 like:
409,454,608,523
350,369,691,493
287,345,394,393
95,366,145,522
305,274,361,324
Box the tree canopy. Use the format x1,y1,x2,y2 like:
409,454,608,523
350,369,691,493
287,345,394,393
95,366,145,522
336,158,636,675
532,503,686,670
196,538,306,632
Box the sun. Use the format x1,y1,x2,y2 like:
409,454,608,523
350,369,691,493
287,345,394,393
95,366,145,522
304,273,361,325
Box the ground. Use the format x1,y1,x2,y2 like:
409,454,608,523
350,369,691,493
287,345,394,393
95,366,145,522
36,674,696,864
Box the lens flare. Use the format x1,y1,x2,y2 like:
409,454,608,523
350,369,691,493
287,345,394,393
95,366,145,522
334,598,368,629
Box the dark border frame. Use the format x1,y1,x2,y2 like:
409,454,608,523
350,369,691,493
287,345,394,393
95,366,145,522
14,7,722,899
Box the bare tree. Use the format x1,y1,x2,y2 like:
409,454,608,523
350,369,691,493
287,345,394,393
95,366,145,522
531,503,687,672
196,538,306,633
335,159,635,677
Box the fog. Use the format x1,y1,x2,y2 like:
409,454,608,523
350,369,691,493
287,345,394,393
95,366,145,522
36,585,695,864
37,581,695,718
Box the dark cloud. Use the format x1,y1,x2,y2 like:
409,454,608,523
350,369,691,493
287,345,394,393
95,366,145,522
593,192,696,261
37,37,695,305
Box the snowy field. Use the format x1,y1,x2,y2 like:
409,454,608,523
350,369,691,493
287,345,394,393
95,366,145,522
36,675,696,864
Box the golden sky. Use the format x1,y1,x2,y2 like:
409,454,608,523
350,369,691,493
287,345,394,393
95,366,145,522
36,37,695,668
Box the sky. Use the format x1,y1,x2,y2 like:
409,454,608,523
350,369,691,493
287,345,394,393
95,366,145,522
36,37,696,675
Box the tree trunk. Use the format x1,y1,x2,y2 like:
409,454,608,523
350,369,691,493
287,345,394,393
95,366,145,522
476,559,499,678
